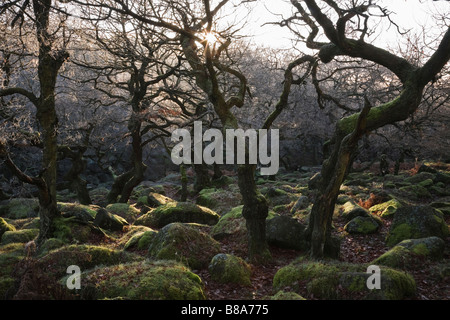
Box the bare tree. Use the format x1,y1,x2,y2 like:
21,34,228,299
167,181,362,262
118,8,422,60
74,0,315,262
281,0,450,258
0,0,70,246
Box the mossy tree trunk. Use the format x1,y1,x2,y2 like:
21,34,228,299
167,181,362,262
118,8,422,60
58,145,92,205
57,126,93,205
108,114,147,204
180,33,271,262
193,163,211,193
104,44,179,204
0,0,69,247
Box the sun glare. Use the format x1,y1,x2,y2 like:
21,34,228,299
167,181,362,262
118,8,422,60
203,32,218,45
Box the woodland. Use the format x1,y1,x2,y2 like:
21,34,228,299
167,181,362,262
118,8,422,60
0,0,449,302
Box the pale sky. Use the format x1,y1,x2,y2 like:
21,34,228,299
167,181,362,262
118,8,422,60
242,0,450,50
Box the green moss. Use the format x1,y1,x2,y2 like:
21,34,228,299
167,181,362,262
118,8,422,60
22,218,40,229
1,228,39,245
380,268,416,300
197,188,219,209
371,246,411,268
148,223,221,269
418,179,433,188
399,185,431,199
405,172,435,184
272,204,288,213
81,260,205,300
0,276,15,298
37,238,66,256
106,203,140,221
57,202,98,220
432,215,450,236
373,236,445,268
273,257,416,300
411,243,429,256
0,243,25,277
337,99,397,135
0,217,16,239
386,223,414,247
270,290,306,300
196,188,242,215
344,216,379,234
136,231,155,250
210,205,277,240
135,202,220,228
53,217,92,244
119,225,153,249
38,244,144,279
208,254,252,286
273,257,341,293
2,198,39,219
369,199,402,217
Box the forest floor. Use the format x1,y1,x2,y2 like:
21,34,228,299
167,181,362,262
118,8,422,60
1,161,449,300
144,161,450,300
196,215,449,300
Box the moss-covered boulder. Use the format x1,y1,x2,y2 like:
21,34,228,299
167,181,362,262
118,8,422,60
1,228,39,245
273,257,416,300
0,243,25,278
399,185,432,199
132,183,166,199
340,201,371,222
208,253,252,286
0,276,15,299
386,206,449,247
37,244,144,279
80,260,205,300
0,217,16,239
196,187,242,215
210,205,246,240
369,199,402,218
137,192,174,208
52,216,96,244
290,196,310,214
210,205,277,240
117,225,153,249
405,172,436,184
263,187,298,207
93,208,128,232
269,290,306,300
0,243,26,298
344,215,380,234
37,238,66,256
148,223,221,269
88,186,110,204
430,201,450,216
372,237,445,269
105,203,140,222
123,229,158,251
135,202,220,229
0,198,39,219
58,202,99,223
266,216,309,250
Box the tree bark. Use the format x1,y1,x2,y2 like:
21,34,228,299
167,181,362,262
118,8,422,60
58,145,92,205
237,163,271,262
32,0,68,246
193,163,211,193
107,115,146,204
